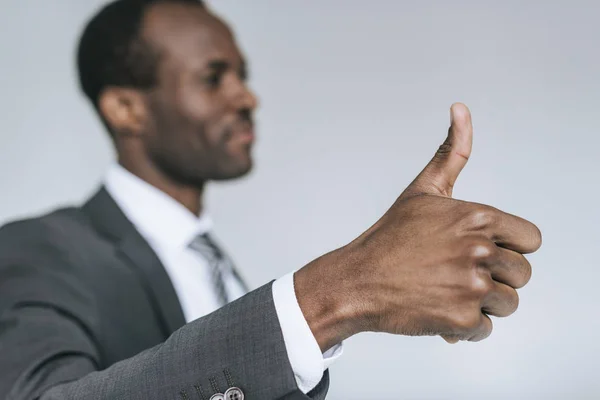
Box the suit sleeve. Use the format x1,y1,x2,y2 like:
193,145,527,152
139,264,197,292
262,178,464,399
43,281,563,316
0,223,329,400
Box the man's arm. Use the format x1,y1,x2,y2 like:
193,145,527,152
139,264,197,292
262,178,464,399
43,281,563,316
1,103,542,399
43,282,322,400
0,254,324,400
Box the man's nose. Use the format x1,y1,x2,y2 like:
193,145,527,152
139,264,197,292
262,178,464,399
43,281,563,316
236,84,258,111
226,74,259,112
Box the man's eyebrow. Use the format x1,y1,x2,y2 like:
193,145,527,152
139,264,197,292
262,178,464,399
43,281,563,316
206,59,230,71
206,59,248,75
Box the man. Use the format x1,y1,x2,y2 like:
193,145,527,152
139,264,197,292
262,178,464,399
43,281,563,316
0,0,542,399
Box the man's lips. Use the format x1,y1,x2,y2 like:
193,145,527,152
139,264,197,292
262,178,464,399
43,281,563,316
231,124,255,143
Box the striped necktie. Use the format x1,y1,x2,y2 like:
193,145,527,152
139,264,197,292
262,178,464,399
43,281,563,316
188,233,230,307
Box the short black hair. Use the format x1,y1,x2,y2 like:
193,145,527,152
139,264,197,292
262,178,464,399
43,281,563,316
77,0,204,110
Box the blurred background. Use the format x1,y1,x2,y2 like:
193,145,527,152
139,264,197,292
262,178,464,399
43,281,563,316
1,1,599,399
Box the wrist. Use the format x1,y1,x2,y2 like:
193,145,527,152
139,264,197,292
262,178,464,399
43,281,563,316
294,247,367,352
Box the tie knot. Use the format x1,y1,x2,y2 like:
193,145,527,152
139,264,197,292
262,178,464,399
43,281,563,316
189,233,223,261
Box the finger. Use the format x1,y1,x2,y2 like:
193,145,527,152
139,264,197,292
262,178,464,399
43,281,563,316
442,335,460,344
467,204,543,254
401,103,473,199
468,313,493,342
493,211,543,254
481,281,519,318
442,307,492,343
484,246,532,289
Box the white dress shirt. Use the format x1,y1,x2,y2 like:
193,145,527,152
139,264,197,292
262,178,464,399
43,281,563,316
104,164,342,393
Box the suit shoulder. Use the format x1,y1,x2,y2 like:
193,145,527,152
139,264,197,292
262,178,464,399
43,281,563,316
0,207,102,332
0,206,92,257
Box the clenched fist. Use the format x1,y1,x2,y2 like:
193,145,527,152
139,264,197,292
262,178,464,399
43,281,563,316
295,103,542,351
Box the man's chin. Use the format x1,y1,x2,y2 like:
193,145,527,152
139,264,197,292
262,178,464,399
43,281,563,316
212,158,253,181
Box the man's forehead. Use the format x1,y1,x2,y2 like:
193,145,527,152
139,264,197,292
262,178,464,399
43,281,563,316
141,2,241,65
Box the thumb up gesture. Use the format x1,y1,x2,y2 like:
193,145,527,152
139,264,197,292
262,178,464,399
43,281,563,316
296,104,543,350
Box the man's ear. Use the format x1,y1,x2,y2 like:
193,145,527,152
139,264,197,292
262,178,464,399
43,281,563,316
98,87,148,138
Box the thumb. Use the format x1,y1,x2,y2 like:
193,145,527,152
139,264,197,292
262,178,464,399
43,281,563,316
401,103,473,199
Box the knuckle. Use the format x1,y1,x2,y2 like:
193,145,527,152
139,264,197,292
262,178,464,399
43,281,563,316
452,311,481,333
466,239,496,261
515,258,533,288
507,290,520,315
506,255,532,289
532,224,543,251
494,288,520,317
469,275,493,297
468,206,496,229
471,315,493,342
436,139,453,156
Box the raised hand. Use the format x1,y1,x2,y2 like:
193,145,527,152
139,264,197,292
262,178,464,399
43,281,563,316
295,103,542,351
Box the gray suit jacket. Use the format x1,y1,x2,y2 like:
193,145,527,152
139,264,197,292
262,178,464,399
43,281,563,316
0,188,329,399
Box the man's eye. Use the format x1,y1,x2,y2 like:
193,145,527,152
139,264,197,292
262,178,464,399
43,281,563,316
204,74,222,87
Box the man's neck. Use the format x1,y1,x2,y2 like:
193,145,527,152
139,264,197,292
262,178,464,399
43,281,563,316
117,159,204,217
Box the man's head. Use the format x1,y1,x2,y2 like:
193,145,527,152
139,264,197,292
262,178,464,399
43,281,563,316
77,0,258,186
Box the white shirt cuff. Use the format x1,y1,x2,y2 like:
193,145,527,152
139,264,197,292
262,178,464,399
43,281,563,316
272,271,343,394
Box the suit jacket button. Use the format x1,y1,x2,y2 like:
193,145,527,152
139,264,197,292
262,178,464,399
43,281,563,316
209,394,224,400
224,387,244,400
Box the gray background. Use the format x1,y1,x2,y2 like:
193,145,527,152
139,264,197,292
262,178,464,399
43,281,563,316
1,1,598,399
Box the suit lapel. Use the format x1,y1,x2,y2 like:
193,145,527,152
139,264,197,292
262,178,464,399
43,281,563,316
82,187,186,337
118,233,186,335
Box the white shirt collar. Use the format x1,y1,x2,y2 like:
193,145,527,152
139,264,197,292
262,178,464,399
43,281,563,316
104,163,213,250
